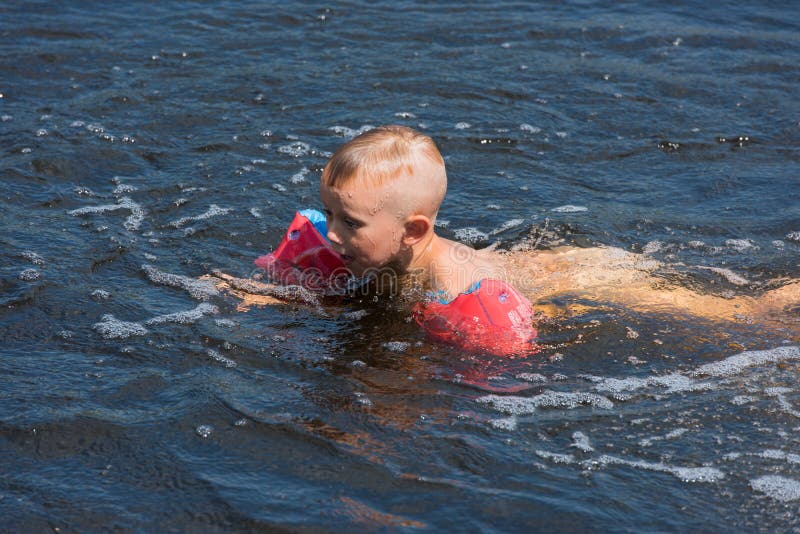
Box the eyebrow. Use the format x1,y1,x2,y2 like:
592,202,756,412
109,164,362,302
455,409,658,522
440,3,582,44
321,199,365,226
341,210,365,225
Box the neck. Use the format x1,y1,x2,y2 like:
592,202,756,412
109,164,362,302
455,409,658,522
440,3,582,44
406,231,441,280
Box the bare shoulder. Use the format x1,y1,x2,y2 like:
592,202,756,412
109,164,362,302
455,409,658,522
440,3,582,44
431,239,505,296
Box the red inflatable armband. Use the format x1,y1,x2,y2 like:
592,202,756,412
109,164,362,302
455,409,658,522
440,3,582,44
254,211,349,293
414,279,536,356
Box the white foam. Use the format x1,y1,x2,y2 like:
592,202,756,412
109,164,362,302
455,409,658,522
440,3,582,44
73,186,96,196
587,455,724,483
520,123,541,133
643,241,664,254
93,314,148,339
725,238,758,252
758,449,800,464
477,391,614,415
490,417,518,431
395,111,416,119
91,289,111,300
570,431,594,452
113,183,137,194
195,425,213,438
277,141,311,157
764,387,792,395
329,125,374,139
662,429,687,440
455,122,471,130
691,346,800,378
214,318,237,328
272,183,287,192
249,207,262,218
343,309,370,320
535,450,576,464
588,373,712,394
262,283,322,306
516,373,547,383
489,218,525,236
696,266,749,286
145,303,218,326
751,475,800,502
382,341,410,353
786,231,800,243
453,227,488,244
141,264,219,300
640,428,688,447
21,251,45,265
207,348,237,368
68,196,144,231
551,205,588,213
764,388,800,418
290,167,309,184
354,393,373,407
18,268,41,281
169,204,231,228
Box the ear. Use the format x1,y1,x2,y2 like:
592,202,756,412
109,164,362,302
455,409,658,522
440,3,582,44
402,215,431,246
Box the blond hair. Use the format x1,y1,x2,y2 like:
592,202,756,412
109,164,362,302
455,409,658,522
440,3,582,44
321,125,447,214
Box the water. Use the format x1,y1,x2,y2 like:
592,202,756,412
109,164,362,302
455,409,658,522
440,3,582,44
2,0,799,530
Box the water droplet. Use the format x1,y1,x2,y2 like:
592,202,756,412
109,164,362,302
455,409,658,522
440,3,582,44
196,425,213,438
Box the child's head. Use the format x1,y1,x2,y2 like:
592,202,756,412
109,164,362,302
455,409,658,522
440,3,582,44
319,125,447,275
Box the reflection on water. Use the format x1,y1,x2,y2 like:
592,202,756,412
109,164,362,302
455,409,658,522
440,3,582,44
2,0,800,531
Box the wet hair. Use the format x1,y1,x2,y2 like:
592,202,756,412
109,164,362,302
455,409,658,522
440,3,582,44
321,125,447,212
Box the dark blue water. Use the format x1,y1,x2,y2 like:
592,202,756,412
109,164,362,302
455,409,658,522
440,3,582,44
2,1,800,531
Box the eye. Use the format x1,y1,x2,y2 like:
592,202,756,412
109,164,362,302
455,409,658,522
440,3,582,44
344,218,360,229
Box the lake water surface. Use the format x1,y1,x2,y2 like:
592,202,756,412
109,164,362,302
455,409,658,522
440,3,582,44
2,1,800,531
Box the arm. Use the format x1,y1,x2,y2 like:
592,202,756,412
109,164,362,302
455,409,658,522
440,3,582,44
202,271,284,310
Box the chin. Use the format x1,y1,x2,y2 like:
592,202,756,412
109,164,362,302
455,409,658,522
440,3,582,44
347,260,385,278
346,261,366,277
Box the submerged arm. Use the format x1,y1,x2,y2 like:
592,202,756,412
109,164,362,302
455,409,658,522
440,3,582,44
202,271,284,310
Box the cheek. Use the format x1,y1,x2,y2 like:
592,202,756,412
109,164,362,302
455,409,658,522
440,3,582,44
351,232,392,262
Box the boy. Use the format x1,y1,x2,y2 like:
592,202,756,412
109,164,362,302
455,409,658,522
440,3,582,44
211,126,799,350
213,125,536,354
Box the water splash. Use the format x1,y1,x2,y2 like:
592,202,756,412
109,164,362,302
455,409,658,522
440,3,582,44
93,314,149,339
169,204,231,228
68,197,145,231
141,264,219,300
144,302,218,326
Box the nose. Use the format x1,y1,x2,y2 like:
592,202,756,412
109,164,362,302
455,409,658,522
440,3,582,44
326,223,343,245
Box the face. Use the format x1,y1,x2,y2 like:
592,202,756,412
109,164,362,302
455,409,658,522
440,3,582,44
319,180,408,276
